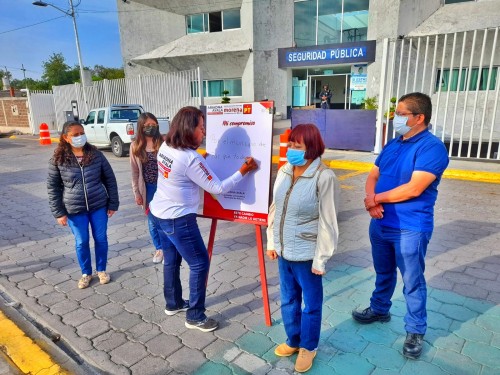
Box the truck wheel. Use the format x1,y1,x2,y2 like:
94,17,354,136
111,136,125,157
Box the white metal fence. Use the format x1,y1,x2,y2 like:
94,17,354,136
26,90,57,134
28,68,203,132
376,27,500,160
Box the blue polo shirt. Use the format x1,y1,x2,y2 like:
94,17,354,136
375,129,449,232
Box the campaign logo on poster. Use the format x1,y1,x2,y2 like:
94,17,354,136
243,104,252,114
207,105,223,115
223,105,243,114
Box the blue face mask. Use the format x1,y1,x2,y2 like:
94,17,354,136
393,114,412,135
286,148,307,166
71,134,87,148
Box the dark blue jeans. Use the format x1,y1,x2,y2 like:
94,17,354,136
369,220,432,335
145,182,161,250
278,257,323,351
67,206,108,275
153,213,209,322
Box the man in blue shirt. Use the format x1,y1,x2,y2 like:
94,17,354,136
352,92,449,359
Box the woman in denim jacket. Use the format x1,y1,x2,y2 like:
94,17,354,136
266,124,340,373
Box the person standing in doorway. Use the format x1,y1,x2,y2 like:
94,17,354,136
130,112,165,264
352,92,449,359
47,121,119,289
319,84,332,109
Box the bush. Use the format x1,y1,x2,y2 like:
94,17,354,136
361,96,378,110
221,90,230,104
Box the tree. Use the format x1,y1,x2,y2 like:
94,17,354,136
92,65,124,80
11,78,50,91
42,53,75,86
0,70,12,80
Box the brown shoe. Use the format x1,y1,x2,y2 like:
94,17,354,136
294,348,316,373
97,271,110,285
78,274,92,289
274,343,299,357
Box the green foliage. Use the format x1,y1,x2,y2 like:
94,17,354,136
221,89,230,104
361,96,378,110
384,97,398,120
42,53,75,86
5,52,124,90
91,65,125,81
0,70,12,80
11,78,50,91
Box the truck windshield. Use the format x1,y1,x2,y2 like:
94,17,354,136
110,109,141,121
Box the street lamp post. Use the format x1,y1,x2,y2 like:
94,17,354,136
33,0,88,108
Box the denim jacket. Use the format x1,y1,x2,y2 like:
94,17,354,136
266,158,340,272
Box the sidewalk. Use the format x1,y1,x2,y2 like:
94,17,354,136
0,131,499,374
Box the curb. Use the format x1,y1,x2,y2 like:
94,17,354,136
0,310,70,374
5,139,499,184
270,155,500,184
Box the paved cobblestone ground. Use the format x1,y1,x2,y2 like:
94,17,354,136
0,137,499,374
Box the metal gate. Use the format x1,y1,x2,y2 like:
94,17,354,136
53,68,203,131
26,90,57,135
27,68,204,133
376,27,500,160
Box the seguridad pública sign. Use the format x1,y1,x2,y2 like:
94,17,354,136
278,40,376,68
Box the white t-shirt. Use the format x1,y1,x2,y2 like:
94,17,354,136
149,143,243,219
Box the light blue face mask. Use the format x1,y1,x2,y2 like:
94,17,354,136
71,134,87,148
286,148,307,166
393,114,412,135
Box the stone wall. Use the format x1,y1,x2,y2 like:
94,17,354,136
0,97,30,134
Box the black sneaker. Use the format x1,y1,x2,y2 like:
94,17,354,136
184,317,218,332
352,307,391,324
164,300,189,316
403,333,424,359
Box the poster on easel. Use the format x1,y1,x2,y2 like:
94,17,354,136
203,101,274,224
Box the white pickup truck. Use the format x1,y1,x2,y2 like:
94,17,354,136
81,105,169,157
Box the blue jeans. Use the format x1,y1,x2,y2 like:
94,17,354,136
369,220,432,335
278,257,323,351
67,206,109,275
153,213,209,322
145,182,161,250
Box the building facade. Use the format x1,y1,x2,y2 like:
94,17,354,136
117,0,500,158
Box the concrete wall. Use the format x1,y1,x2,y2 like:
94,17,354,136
398,0,441,37
0,98,30,133
253,0,294,116
366,0,440,99
117,1,185,77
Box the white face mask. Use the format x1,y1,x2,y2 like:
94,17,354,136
70,134,87,148
393,115,412,135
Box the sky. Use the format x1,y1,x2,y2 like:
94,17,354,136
0,0,123,81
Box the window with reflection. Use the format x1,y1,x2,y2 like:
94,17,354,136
187,9,240,34
318,0,342,45
223,9,241,30
191,79,243,97
294,0,317,47
187,14,206,33
294,0,369,47
342,0,369,42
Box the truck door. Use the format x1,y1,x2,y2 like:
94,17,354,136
83,111,97,142
94,109,108,143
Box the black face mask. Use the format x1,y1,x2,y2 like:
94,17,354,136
144,126,158,136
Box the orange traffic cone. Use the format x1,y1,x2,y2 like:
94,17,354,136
39,123,52,145
278,128,291,169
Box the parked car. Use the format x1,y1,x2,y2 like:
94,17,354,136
80,105,169,157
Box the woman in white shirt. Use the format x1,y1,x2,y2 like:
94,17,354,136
150,106,257,332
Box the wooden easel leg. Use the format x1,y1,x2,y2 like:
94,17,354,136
255,224,272,326
205,219,218,287
207,218,218,262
